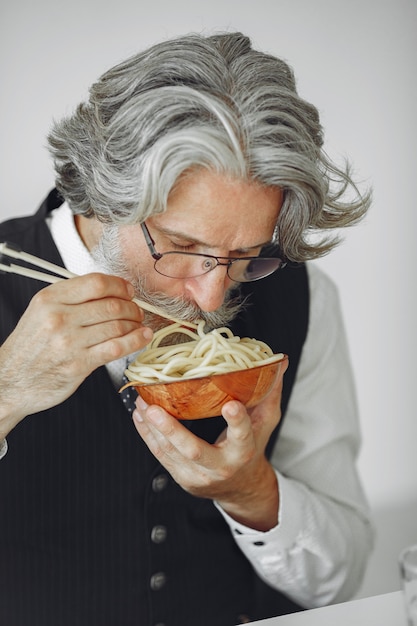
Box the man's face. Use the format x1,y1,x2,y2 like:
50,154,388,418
90,169,282,327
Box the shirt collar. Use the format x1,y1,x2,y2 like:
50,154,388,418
47,201,103,276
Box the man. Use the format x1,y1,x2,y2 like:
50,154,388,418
0,32,373,626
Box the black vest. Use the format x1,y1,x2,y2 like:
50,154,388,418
0,190,309,626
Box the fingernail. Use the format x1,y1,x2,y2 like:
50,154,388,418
147,406,165,426
228,403,240,416
132,409,143,423
136,395,148,411
142,327,153,341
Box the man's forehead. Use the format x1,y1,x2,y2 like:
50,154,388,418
146,169,282,249
148,220,273,252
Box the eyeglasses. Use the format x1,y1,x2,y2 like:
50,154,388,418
140,222,286,283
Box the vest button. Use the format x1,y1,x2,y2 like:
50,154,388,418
152,474,169,492
150,572,167,591
151,525,168,543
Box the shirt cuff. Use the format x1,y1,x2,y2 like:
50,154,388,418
214,470,303,550
0,438,8,460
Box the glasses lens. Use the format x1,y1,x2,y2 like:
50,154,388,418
154,252,285,282
154,252,217,279
228,258,285,282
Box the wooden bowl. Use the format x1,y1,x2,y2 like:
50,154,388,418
126,354,288,420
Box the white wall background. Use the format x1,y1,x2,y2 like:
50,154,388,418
1,0,416,601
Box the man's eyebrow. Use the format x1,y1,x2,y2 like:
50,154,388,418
154,224,272,252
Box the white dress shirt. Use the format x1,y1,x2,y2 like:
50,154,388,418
46,203,374,608
216,264,374,607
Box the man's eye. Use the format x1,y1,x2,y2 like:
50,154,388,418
171,241,195,251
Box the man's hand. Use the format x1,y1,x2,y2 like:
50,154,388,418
132,362,288,531
0,273,153,437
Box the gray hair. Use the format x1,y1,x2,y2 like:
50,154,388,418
48,32,371,261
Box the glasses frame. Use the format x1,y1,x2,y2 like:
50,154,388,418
140,221,286,283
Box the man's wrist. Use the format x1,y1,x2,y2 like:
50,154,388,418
216,461,279,531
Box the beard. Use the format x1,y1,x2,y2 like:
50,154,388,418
90,223,245,333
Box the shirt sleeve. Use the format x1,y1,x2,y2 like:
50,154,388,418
214,262,374,608
0,438,7,460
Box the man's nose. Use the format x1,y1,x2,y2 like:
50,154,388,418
183,267,232,312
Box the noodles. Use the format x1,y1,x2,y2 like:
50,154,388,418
124,321,283,384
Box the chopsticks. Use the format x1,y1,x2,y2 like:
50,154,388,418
0,241,200,329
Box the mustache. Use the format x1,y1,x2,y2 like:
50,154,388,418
130,277,245,331
91,224,245,331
